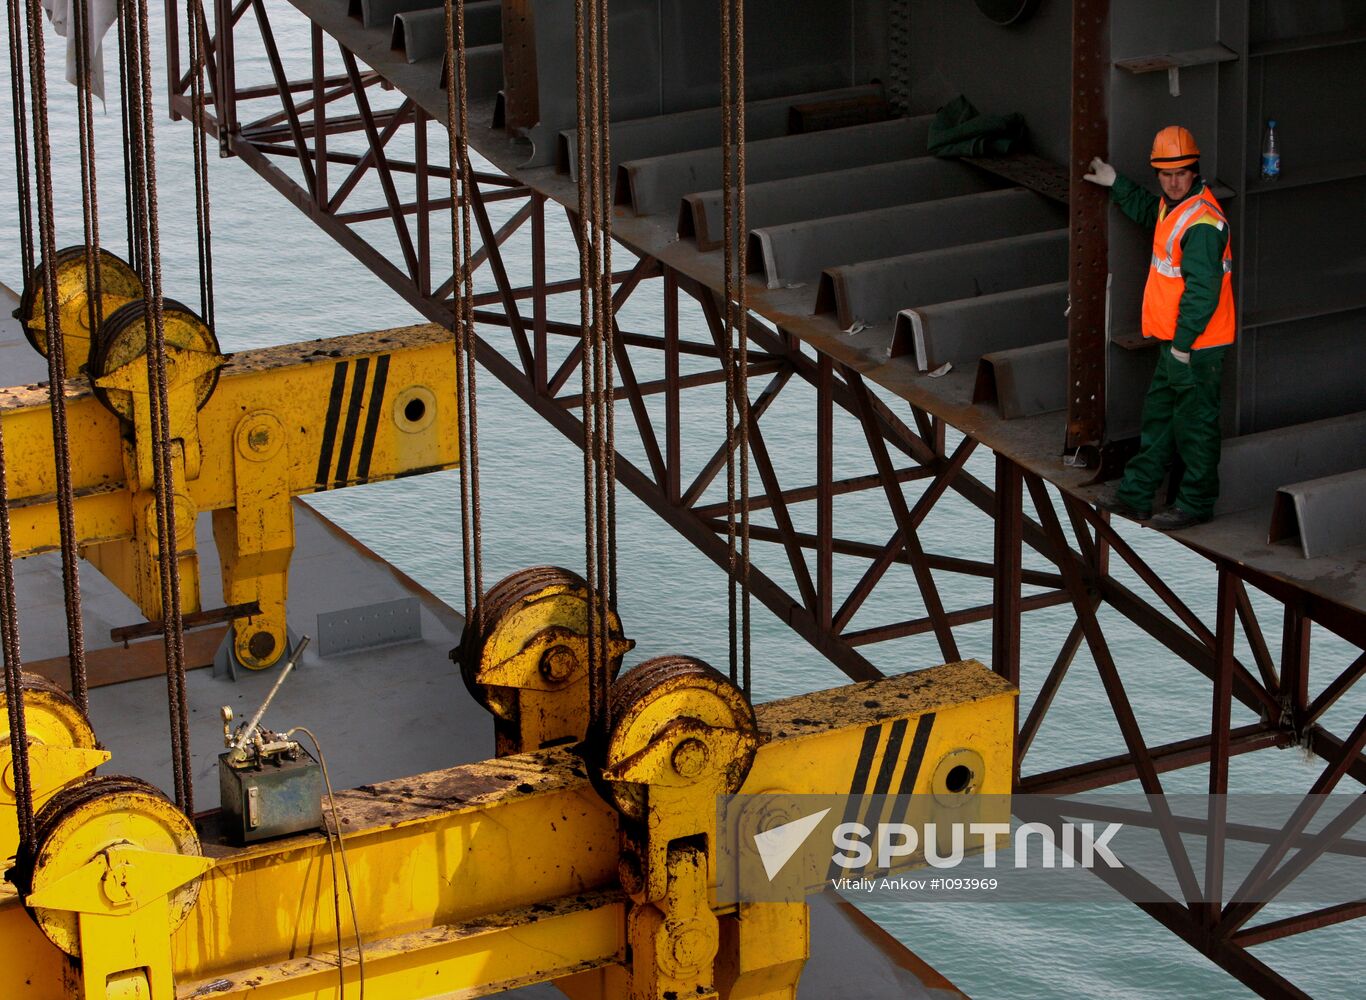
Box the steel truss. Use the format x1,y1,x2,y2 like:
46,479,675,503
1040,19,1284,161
164,5,1365,997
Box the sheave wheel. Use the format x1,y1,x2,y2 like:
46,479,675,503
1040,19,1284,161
18,774,203,957
91,298,222,421
16,246,143,375
602,655,757,822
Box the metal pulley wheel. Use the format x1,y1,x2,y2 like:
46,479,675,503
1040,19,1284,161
455,565,631,720
15,246,144,376
0,673,99,757
601,655,758,822
91,297,223,422
18,774,204,956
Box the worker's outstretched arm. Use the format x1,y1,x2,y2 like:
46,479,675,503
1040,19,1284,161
1082,158,1159,230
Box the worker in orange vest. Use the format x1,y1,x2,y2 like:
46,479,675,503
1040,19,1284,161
1084,126,1236,530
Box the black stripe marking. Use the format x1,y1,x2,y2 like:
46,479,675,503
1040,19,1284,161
355,354,391,484
314,361,349,490
870,718,909,796
896,712,936,797
827,723,883,880
333,357,371,488
856,717,912,874
888,712,938,839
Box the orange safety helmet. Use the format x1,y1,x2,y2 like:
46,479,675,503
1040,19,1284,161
1150,126,1200,169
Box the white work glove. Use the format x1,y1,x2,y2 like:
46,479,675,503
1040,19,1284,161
1169,348,1191,364
1083,157,1116,187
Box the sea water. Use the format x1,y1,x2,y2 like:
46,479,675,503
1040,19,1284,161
1,9,1360,997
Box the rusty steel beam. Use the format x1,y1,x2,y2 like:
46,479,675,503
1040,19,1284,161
1020,722,1281,794
179,13,1366,993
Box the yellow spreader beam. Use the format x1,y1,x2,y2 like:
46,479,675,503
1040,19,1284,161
0,660,1014,999
1,322,458,669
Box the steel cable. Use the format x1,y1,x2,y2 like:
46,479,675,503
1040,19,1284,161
0,418,36,853
126,0,195,814
6,0,34,276
573,0,602,735
720,0,751,697
25,0,92,714
444,0,484,629
187,0,216,328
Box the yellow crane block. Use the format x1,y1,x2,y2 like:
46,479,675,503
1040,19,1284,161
0,659,1015,999
1,322,459,669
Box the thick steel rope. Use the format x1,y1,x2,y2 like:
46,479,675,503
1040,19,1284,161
445,0,483,628
116,2,137,272
720,0,751,696
187,0,216,328
73,0,104,347
6,0,34,276
591,0,614,712
574,0,616,735
25,0,92,713
0,421,36,853
126,0,194,813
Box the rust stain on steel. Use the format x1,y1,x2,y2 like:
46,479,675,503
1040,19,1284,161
325,745,593,829
1066,0,1110,451
756,659,1015,739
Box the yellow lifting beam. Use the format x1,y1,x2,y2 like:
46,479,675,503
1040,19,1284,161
0,659,1015,999
1,320,458,669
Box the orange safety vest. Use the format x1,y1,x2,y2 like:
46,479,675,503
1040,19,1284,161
1141,186,1236,349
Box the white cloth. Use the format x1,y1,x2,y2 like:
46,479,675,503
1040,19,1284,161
41,0,119,102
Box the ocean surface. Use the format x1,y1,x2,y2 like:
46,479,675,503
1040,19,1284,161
2,8,1361,997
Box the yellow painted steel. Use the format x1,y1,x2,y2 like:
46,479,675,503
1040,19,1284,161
1,322,459,669
0,659,1014,998
20,776,212,1000
464,568,635,754
0,674,109,868
16,248,145,378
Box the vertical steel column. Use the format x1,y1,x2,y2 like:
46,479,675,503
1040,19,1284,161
166,0,183,120
816,354,834,631
1205,563,1236,926
993,452,1023,783
1281,604,1311,734
215,0,239,153
311,22,327,205
1066,0,1110,453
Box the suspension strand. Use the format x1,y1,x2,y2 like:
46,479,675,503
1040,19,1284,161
116,1,137,272
445,0,484,628
26,0,92,714
573,0,611,737
73,0,104,346
720,0,751,696
187,0,216,328
6,0,34,277
127,0,195,814
602,0,617,617
720,0,737,688
735,0,751,700
0,418,36,854
591,0,614,715
70,0,102,713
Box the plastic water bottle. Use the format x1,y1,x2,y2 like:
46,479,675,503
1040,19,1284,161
1261,119,1281,182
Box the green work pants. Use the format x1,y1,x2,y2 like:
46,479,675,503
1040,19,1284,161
1116,341,1226,520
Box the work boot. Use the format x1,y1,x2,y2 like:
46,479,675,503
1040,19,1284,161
1092,484,1150,521
1148,506,1210,531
